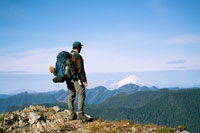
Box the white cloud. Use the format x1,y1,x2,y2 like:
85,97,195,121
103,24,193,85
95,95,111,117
175,66,187,69
167,59,186,64
1,32,200,74
83,47,174,73
0,71,27,74
165,34,200,45
0,46,71,74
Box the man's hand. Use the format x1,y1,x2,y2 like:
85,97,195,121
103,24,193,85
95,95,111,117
84,81,88,88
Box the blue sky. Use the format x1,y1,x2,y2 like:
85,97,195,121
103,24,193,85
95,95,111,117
0,0,200,74
0,0,200,93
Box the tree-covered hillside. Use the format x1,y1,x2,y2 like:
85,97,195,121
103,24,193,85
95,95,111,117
0,92,57,113
87,89,200,133
2,89,200,132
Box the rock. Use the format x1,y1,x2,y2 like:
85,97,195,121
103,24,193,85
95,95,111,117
46,120,54,127
36,122,43,131
28,112,40,124
18,120,24,127
8,126,12,131
21,111,26,118
51,106,60,112
32,123,37,129
132,127,138,132
149,128,156,132
10,114,14,120
57,111,68,120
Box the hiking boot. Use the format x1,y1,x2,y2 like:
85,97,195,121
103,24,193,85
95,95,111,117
77,112,91,122
68,112,77,120
49,66,56,76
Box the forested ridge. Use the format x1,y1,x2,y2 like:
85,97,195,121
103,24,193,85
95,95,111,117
3,89,200,132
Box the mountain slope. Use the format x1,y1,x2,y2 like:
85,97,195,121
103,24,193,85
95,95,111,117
0,92,57,113
54,84,158,104
0,94,11,99
117,83,158,94
87,89,200,133
132,89,200,132
52,86,119,104
1,84,155,113
85,86,118,104
53,89,67,102
100,89,169,109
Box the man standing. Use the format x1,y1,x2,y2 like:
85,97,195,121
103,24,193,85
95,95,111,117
50,41,90,121
67,41,89,121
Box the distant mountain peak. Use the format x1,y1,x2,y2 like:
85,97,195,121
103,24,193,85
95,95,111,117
111,75,155,88
12,88,37,95
96,86,108,90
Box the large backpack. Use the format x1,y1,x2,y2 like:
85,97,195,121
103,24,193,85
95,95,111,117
53,51,76,83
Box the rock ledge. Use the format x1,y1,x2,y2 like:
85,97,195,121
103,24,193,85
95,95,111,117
0,105,189,133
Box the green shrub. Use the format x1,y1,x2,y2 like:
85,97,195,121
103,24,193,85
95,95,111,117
38,115,47,122
177,125,186,131
0,114,4,121
156,127,173,133
0,128,5,133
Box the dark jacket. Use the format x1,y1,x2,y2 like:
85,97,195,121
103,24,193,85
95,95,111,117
71,50,87,82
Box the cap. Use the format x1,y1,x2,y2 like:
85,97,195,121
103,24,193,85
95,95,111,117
73,41,83,49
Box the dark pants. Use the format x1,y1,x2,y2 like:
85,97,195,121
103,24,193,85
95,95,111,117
66,79,85,113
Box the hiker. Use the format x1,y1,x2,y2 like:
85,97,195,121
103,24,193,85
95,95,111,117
50,41,90,121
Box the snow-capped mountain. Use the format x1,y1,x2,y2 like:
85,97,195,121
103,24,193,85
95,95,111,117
111,75,155,88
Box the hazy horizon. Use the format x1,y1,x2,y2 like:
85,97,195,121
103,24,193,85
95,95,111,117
1,69,200,94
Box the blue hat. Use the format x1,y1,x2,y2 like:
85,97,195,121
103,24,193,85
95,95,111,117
73,41,83,49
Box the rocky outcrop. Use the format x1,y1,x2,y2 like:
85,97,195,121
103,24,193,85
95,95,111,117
0,105,189,133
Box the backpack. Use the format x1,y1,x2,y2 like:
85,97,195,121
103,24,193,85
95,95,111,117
53,51,76,83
